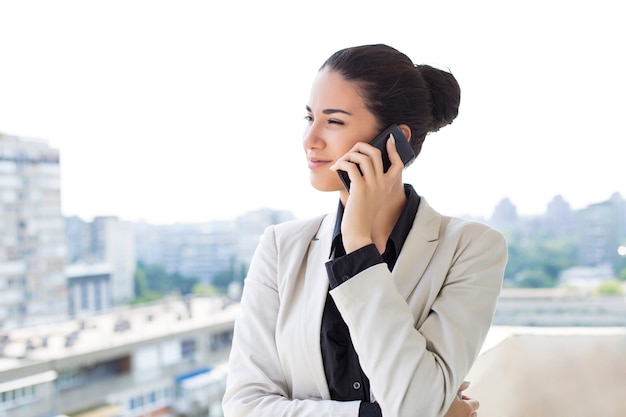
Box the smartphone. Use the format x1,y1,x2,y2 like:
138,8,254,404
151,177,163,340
338,124,416,191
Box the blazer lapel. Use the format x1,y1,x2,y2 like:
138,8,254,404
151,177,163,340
392,197,441,300
301,212,336,399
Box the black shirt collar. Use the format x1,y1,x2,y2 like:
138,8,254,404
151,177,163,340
330,184,420,260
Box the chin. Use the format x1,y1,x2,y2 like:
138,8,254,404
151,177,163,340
309,174,342,192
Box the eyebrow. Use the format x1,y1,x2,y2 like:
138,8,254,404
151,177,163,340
305,105,353,116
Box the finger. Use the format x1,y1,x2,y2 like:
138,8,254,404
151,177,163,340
386,134,404,173
458,381,471,392
347,142,384,174
334,150,379,181
465,398,480,412
332,159,363,180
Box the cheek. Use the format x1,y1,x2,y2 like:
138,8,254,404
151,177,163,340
327,132,360,158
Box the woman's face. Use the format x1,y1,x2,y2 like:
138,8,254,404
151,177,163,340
303,69,380,192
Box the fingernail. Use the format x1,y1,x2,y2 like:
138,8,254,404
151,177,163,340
389,133,396,144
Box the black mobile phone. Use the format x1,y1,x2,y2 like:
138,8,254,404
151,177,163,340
338,124,416,191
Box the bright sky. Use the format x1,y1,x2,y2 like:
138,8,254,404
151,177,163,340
1,1,624,224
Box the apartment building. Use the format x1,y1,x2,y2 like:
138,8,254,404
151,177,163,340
0,296,235,417
577,192,625,269
0,134,67,329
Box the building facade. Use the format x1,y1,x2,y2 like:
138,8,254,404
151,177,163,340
133,208,294,287
66,263,113,317
0,135,67,329
0,296,235,417
577,192,625,270
65,216,135,305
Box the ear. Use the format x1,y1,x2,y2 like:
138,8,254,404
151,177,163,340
398,124,412,141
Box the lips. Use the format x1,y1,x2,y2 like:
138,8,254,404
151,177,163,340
307,158,332,169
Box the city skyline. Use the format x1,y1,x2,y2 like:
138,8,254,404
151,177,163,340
1,1,624,224
63,187,625,226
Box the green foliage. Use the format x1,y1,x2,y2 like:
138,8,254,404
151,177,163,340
133,262,199,304
618,267,626,282
593,280,625,296
504,235,578,288
193,283,219,296
516,268,557,288
211,261,248,293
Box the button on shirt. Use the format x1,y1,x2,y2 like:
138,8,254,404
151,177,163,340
321,184,420,417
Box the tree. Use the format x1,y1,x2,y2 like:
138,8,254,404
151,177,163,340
593,280,624,296
504,236,578,288
132,262,199,303
516,268,557,288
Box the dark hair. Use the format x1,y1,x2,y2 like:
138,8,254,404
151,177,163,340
320,44,460,156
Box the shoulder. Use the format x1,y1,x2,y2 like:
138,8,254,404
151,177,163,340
272,213,327,234
443,215,504,241
261,213,329,250
419,197,507,252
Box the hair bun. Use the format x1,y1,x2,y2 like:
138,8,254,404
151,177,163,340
416,65,461,132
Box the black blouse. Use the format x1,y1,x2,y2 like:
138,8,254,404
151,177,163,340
322,184,420,416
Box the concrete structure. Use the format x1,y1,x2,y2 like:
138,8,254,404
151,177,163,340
66,263,113,317
493,288,626,327
0,134,67,329
466,326,626,417
2,293,625,417
0,296,235,417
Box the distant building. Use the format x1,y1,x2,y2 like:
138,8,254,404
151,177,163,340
545,194,576,236
134,208,293,286
0,134,67,329
490,197,518,228
559,264,615,292
134,221,238,285
66,263,112,317
577,193,625,270
234,208,294,272
64,216,135,305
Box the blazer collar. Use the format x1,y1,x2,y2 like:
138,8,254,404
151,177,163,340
392,197,442,300
310,196,443,301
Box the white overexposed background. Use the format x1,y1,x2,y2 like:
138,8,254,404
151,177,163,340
1,0,624,224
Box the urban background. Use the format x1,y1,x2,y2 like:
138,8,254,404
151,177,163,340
1,134,625,417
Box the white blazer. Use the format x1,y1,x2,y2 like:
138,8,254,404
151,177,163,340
223,197,507,417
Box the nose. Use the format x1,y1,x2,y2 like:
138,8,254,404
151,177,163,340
302,122,324,151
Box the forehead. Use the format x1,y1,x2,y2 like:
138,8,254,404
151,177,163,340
308,69,368,112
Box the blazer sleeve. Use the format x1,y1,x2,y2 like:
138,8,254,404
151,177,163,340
330,222,507,417
222,224,360,417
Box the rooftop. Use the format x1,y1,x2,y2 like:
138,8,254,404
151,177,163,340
0,296,237,372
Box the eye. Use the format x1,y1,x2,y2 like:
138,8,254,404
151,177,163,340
304,115,313,122
328,119,344,125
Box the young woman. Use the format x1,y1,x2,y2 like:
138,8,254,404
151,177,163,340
223,44,507,417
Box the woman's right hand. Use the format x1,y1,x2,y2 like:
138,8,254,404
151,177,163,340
443,382,479,417
443,395,479,417
330,136,405,253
